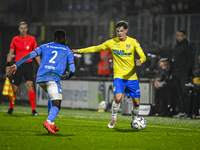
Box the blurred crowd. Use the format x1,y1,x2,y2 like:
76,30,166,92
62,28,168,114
126,0,200,16
98,0,200,18
4,0,200,17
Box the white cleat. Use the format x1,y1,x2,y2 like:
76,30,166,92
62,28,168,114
108,120,116,128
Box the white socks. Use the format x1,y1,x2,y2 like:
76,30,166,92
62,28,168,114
112,101,120,121
111,100,140,121
132,105,139,120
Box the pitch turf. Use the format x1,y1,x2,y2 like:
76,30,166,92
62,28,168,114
0,105,200,150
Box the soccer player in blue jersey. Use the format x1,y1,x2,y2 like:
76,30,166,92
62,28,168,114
72,20,146,128
6,29,75,134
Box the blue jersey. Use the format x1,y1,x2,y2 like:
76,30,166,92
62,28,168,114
35,42,74,82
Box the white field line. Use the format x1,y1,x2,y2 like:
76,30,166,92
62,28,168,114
1,110,200,131
56,118,200,132
147,125,200,131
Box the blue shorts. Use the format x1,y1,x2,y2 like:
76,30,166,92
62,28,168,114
113,78,140,98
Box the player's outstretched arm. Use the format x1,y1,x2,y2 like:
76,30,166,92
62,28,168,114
71,49,78,53
6,65,17,76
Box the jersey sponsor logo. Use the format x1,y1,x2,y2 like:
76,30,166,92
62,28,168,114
126,44,131,50
112,49,131,56
26,46,30,49
113,43,120,48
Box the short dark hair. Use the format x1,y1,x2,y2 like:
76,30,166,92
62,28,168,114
177,29,186,35
115,20,128,29
54,29,67,46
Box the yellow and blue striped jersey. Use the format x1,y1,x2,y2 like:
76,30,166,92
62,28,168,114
78,36,146,80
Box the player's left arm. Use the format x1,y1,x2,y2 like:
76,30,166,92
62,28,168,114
135,40,146,66
66,63,76,79
61,51,76,80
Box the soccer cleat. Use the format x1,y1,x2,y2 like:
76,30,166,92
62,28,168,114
51,124,59,132
32,110,38,116
7,108,13,115
43,121,56,134
108,120,116,128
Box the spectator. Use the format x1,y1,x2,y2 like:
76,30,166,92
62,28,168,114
153,58,177,116
173,29,194,119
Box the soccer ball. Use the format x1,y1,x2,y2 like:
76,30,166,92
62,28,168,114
98,101,106,110
131,116,147,130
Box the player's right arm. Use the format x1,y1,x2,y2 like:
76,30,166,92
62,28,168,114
6,50,38,76
6,49,15,76
6,49,14,66
7,37,16,67
14,50,38,67
6,37,15,74
71,42,109,54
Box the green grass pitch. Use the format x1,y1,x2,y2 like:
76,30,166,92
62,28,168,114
0,105,200,150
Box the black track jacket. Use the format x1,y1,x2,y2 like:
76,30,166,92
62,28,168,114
173,38,194,78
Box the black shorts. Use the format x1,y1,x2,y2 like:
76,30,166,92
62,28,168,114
12,62,34,86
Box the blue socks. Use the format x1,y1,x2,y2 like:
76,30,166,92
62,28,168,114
47,99,52,115
47,106,59,123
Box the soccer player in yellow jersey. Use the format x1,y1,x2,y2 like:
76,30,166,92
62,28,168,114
72,20,146,128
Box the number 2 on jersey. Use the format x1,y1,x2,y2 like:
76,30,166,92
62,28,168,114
49,51,58,64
